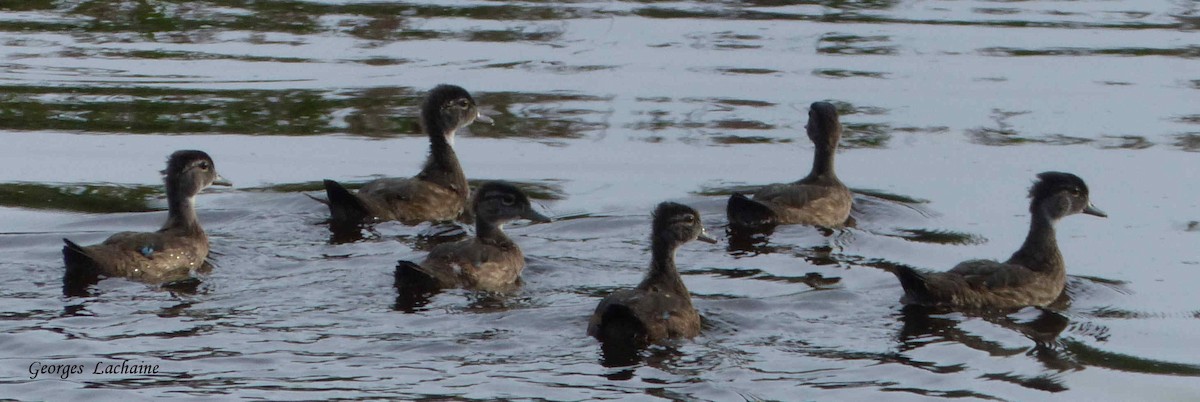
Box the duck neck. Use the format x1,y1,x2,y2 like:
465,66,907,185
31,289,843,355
161,186,203,235
642,237,688,294
418,130,468,198
1008,211,1063,273
803,144,838,183
475,218,513,247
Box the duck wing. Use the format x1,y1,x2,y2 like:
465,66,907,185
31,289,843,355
358,177,465,224
401,239,522,291
948,259,1038,290
63,231,200,284
751,182,852,226
895,260,1046,308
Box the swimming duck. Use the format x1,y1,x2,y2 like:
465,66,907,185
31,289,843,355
726,101,853,230
892,172,1106,309
322,84,492,226
588,202,717,346
394,181,550,292
62,150,231,285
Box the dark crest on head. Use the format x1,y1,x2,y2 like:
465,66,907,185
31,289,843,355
164,150,214,178
421,84,475,135
1029,171,1088,200
474,181,528,208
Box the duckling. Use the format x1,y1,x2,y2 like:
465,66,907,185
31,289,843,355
62,150,231,285
892,172,1106,309
322,84,492,226
394,181,550,292
727,101,853,230
588,202,717,346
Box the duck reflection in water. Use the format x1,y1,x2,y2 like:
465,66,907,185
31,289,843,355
898,303,1076,392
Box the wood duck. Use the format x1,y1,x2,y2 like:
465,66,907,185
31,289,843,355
394,181,550,292
322,84,492,227
588,202,717,347
727,101,853,230
62,150,231,285
891,172,1106,309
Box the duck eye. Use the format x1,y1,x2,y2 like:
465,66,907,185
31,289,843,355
458,99,470,108
501,195,515,205
197,161,210,170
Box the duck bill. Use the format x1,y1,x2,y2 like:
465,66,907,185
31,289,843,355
523,209,553,223
211,174,233,187
1082,203,1107,218
696,229,718,244
473,111,494,125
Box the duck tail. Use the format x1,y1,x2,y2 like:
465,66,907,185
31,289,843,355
394,260,439,289
62,239,95,270
593,304,649,363
594,304,648,345
726,192,777,231
394,260,439,312
323,179,369,225
62,239,100,292
891,265,932,304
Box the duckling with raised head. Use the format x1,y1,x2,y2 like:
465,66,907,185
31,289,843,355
62,150,231,285
322,84,492,226
892,172,1106,310
588,202,717,346
395,181,550,292
727,101,853,230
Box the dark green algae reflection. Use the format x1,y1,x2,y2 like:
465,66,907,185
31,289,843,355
0,85,608,140
0,179,564,214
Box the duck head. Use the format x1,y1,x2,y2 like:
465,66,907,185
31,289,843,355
652,202,717,246
162,150,230,196
421,84,492,143
805,101,842,150
473,181,551,225
1029,171,1106,220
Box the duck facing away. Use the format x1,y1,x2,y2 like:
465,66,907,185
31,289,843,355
395,181,550,293
62,150,231,286
892,172,1106,310
726,101,853,230
322,84,492,227
588,202,717,348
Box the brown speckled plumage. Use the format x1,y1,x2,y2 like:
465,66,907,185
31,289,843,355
893,172,1107,310
62,150,230,285
395,182,550,292
323,84,489,226
727,101,852,229
588,202,717,346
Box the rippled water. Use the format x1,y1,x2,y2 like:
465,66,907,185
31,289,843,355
2,1,1199,400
